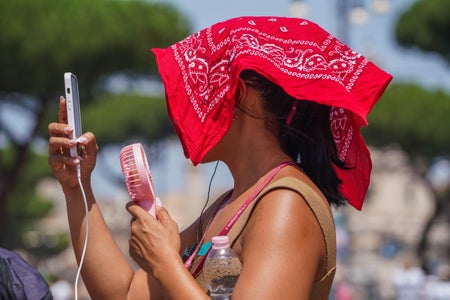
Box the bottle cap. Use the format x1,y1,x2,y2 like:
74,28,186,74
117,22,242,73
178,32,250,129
211,236,229,250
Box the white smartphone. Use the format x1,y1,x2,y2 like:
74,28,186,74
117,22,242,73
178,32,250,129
64,72,82,158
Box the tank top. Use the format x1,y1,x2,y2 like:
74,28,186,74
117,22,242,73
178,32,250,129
191,177,336,300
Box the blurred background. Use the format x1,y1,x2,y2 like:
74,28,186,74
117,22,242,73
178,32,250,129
0,0,449,299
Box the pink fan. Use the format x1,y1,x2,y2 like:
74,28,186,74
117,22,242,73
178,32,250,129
119,143,156,217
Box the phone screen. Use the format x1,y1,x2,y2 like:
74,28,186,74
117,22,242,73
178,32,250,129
69,74,82,138
64,73,82,138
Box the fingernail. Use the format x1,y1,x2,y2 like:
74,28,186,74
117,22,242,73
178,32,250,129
77,136,88,144
73,158,80,164
64,126,73,133
68,139,77,146
155,197,163,207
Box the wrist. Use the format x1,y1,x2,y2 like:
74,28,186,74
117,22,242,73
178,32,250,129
153,255,207,299
151,250,183,280
62,180,94,204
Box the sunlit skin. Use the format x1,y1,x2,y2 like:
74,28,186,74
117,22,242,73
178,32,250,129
48,78,327,299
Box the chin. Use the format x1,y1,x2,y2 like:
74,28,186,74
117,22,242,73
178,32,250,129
199,157,215,164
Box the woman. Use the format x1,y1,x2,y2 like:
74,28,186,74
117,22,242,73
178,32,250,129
48,16,391,299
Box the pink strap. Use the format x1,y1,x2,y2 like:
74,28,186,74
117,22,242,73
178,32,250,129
189,161,294,276
183,192,231,269
218,161,294,235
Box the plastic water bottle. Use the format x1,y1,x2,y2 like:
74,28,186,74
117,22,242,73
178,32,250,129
204,236,242,299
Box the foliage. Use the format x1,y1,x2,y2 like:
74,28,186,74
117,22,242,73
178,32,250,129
1,148,54,247
0,0,190,252
363,83,450,271
395,0,450,62
363,83,450,159
0,0,191,95
81,93,174,145
393,1,450,273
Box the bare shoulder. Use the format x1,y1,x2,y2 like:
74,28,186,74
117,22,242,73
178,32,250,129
233,185,327,299
243,187,326,255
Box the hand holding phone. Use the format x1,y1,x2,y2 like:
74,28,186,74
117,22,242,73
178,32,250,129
64,72,82,158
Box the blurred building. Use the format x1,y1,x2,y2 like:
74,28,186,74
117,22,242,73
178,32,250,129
339,147,449,299
34,145,449,299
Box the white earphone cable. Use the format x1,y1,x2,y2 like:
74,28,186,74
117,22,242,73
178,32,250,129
74,164,89,300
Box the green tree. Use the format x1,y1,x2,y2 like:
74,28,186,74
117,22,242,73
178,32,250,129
0,0,190,251
364,84,450,158
395,0,450,62
364,84,450,270
393,0,450,271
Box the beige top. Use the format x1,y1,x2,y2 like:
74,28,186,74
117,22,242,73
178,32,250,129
192,177,336,300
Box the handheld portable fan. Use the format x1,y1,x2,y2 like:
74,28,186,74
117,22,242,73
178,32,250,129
119,143,156,217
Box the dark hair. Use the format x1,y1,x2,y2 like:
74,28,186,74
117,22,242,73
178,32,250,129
240,69,347,207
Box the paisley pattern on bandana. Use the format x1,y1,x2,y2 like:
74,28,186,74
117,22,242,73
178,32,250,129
330,107,353,161
152,16,392,210
229,30,366,91
171,18,369,123
172,31,232,122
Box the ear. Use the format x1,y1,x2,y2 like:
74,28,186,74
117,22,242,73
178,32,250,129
235,77,247,106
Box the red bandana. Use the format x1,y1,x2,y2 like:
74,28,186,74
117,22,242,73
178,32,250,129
152,16,392,210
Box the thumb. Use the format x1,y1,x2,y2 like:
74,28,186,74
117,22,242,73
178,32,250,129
154,198,172,226
126,201,148,219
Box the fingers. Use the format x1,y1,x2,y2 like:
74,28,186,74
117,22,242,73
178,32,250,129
155,201,179,235
48,129,79,170
48,122,73,139
155,202,171,225
58,96,68,124
77,132,98,156
48,151,80,171
126,200,175,229
48,96,100,187
126,201,151,220
48,123,97,156
48,121,77,158
48,128,76,157
127,200,181,273
48,134,74,155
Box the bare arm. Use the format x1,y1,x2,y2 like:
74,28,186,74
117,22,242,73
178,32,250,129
63,182,135,299
127,203,210,300
49,97,219,299
232,189,326,299
48,97,141,299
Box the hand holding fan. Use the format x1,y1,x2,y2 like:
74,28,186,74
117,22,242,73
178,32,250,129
119,143,156,217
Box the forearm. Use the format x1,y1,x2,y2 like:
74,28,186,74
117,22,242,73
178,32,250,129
64,181,134,299
153,256,209,300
